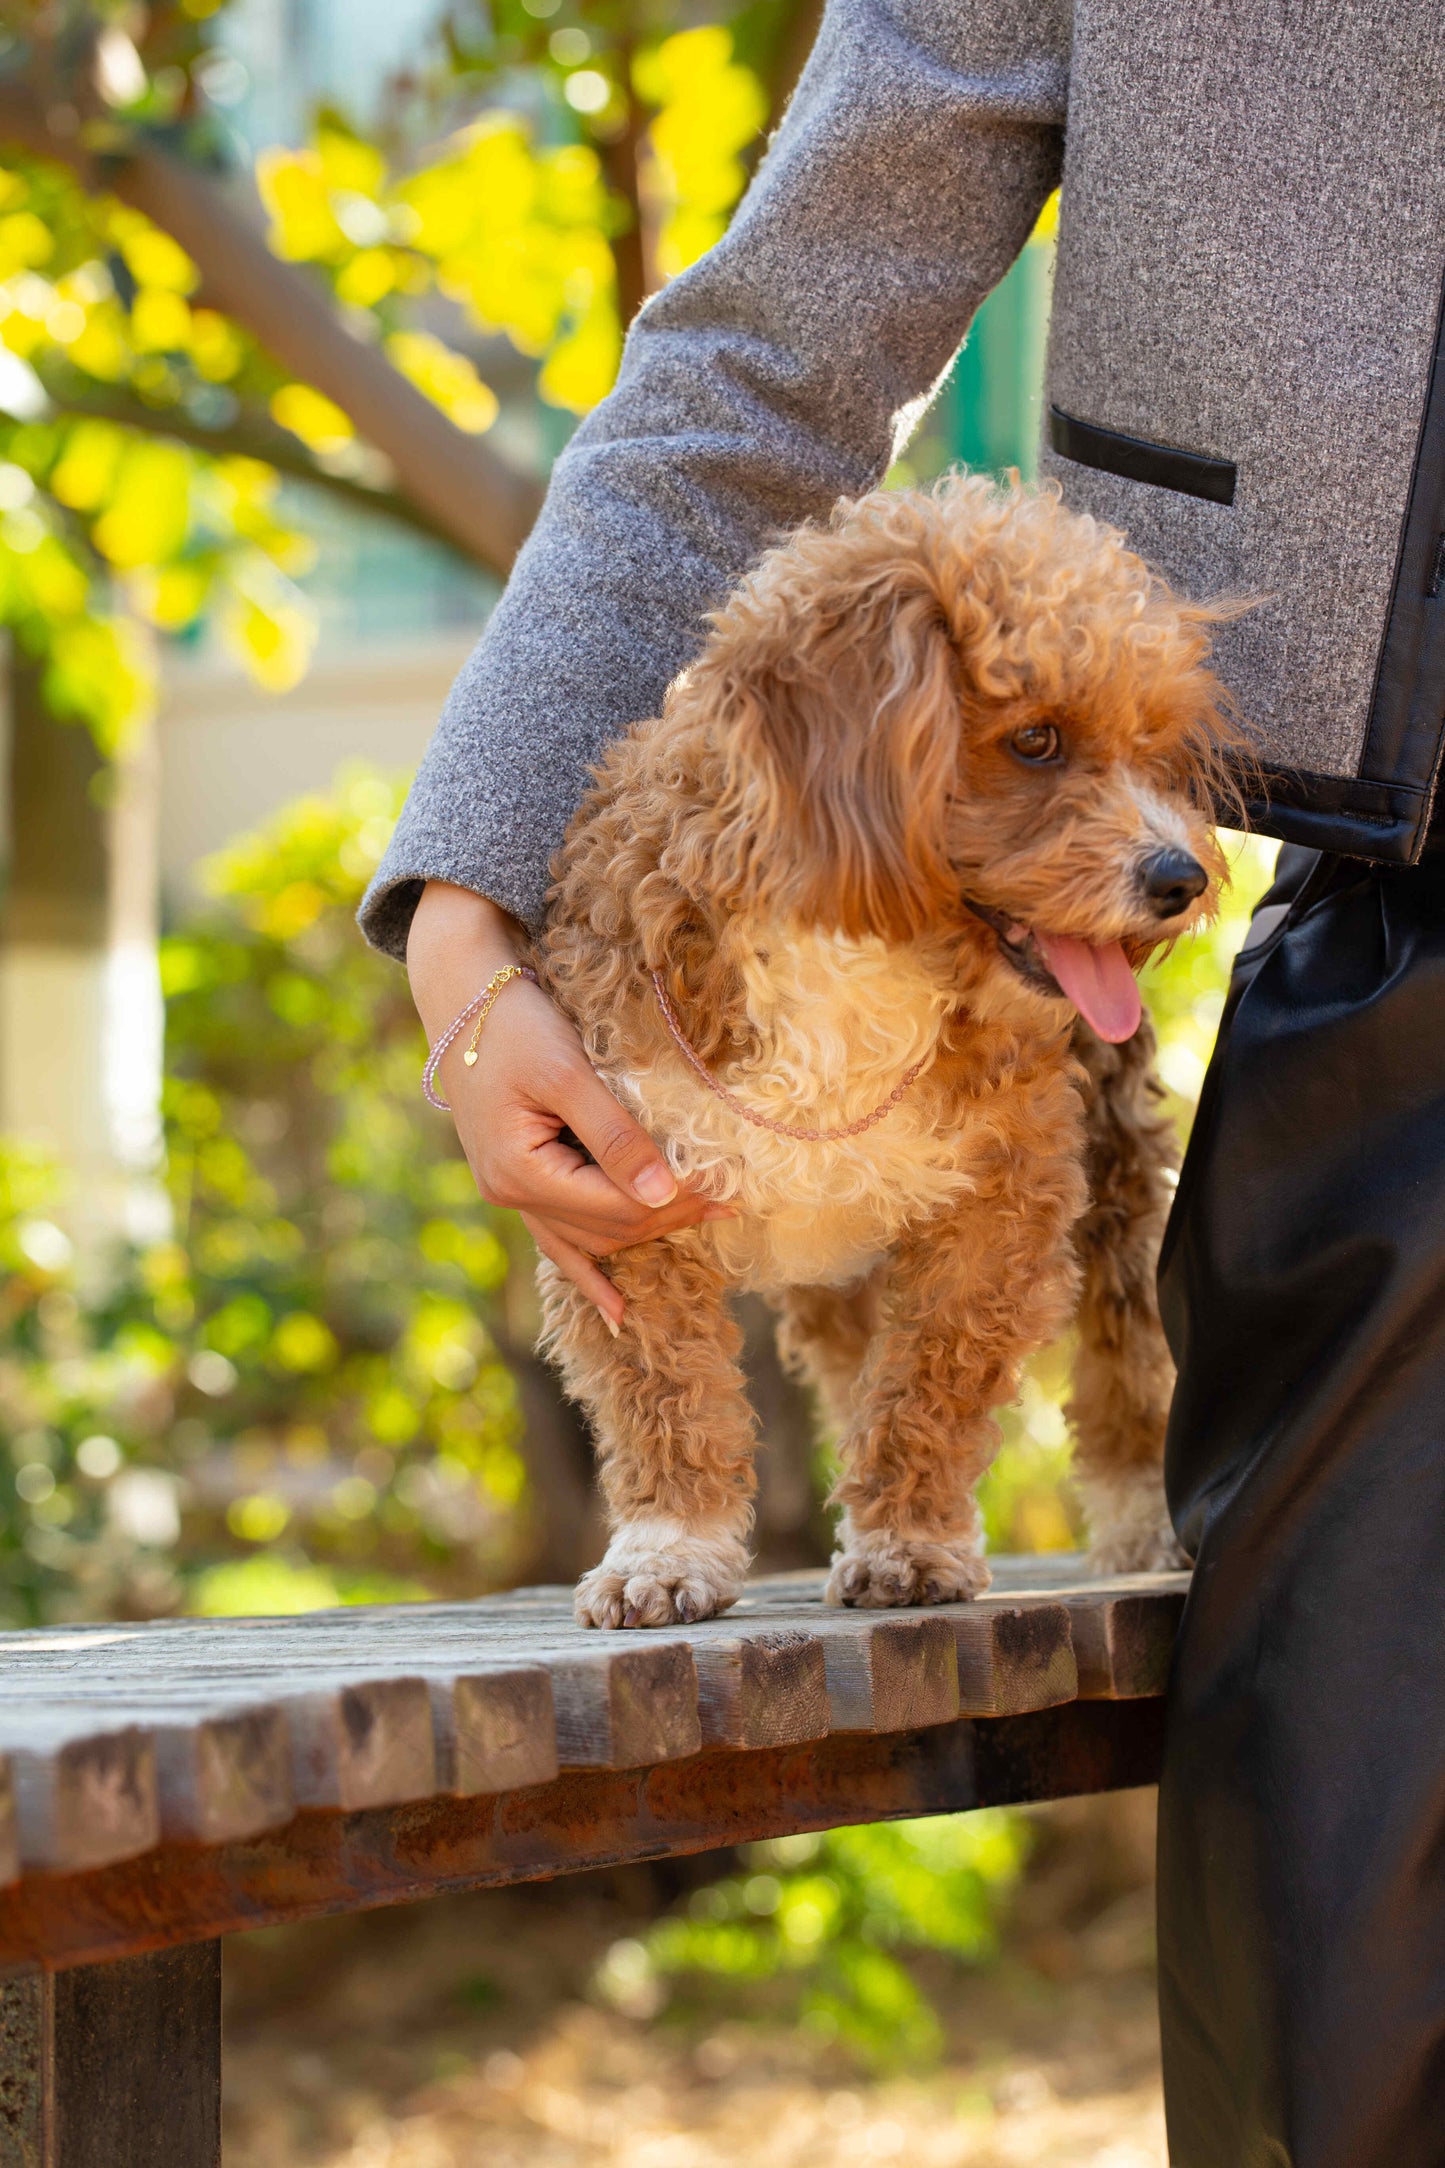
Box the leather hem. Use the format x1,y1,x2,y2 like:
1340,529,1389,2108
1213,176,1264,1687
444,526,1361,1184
1234,760,1428,863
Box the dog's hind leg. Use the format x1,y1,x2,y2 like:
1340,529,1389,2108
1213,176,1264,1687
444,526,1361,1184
828,1077,1087,1607
773,1277,883,1437
1068,1013,1190,1572
539,1236,757,1627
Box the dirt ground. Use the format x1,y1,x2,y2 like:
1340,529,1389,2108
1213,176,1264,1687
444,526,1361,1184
222,1792,1166,2168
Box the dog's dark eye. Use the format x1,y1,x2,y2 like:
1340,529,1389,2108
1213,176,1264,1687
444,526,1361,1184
1008,723,1063,766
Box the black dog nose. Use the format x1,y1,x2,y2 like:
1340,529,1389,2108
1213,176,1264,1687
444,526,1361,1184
1139,847,1208,917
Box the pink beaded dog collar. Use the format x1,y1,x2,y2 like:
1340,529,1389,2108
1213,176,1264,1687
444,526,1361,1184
649,969,929,1144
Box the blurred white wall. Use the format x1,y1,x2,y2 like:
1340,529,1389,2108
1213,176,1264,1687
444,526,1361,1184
157,638,472,911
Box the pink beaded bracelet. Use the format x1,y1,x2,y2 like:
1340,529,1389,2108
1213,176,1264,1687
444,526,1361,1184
421,964,537,1111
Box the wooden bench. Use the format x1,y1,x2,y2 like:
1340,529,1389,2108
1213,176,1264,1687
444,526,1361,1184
0,1558,1186,2166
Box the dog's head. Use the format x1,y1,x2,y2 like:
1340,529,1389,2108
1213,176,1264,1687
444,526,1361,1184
664,474,1246,1043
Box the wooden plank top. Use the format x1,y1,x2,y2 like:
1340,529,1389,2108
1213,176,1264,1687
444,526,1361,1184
0,1559,1187,1907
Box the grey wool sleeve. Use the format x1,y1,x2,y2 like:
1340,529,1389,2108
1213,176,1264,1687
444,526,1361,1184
359,0,1071,957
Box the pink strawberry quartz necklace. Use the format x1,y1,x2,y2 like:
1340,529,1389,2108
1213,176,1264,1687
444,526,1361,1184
650,900,1143,1142
650,970,931,1144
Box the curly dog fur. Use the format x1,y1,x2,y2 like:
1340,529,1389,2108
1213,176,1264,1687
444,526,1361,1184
536,474,1242,1627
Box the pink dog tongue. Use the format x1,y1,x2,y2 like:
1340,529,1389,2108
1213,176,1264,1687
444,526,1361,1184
1033,932,1142,1043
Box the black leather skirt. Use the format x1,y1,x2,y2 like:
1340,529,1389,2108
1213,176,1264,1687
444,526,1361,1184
1157,844,1445,2165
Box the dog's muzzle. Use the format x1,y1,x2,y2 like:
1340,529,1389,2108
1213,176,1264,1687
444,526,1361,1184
961,895,1065,998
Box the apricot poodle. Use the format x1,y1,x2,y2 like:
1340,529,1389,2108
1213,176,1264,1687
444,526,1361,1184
536,474,1241,1628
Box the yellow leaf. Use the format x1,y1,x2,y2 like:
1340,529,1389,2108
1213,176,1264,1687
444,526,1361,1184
638,24,733,103
215,456,279,508
64,303,128,382
91,441,192,569
131,560,210,629
0,212,53,276
219,583,317,693
17,534,88,618
256,149,346,262
656,207,728,280
50,420,124,512
130,287,192,353
190,308,244,382
384,329,498,433
1029,189,1061,245
335,247,396,307
115,220,197,294
316,129,387,200
539,304,621,412
270,382,354,451
42,615,155,754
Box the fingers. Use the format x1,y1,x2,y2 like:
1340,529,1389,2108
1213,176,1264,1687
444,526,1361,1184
509,1135,730,1244
533,1198,735,1263
557,1060,685,1210
523,1214,624,1332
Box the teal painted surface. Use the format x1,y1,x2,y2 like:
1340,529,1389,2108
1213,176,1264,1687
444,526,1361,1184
943,237,1054,480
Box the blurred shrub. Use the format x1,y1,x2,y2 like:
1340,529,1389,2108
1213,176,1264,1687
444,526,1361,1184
597,1814,1032,2068
0,767,536,1625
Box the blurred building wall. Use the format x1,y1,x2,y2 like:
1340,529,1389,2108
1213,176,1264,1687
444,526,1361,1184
158,637,473,911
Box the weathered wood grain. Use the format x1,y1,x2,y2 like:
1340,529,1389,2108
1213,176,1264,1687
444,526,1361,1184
285,1677,436,1812
1067,1588,1187,1699
545,1642,701,1768
812,1613,961,1732
0,1944,221,2166
972,1561,1189,1699
433,1667,558,1795
952,1600,1079,1716
6,1728,158,1877
690,1629,829,1750
150,1704,293,1846
0,1560,1188,1897
0,1701,1167,1974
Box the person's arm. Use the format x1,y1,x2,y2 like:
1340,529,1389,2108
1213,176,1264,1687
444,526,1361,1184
373,0,1070,1317
365,0,1069,950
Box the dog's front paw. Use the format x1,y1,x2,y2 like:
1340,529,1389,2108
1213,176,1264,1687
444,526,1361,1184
1078,1473,1191,1575
826,1529,990,1609
574,1518,749,1629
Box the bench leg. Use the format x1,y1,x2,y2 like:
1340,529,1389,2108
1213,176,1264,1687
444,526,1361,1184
0,1943,221,2167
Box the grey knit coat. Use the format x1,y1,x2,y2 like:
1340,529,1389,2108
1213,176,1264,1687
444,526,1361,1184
361,0,1445,957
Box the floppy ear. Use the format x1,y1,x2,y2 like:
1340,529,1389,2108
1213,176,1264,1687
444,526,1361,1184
663,531,965,942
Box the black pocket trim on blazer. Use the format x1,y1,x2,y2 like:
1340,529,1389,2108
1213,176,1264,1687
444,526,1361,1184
1049,406,1237,506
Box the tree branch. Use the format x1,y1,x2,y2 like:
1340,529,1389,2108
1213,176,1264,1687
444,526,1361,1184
35,371,482,559
0,91,545,577
597,49,650,329
761,0,824,140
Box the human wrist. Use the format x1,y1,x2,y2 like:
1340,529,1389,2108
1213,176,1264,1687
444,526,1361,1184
407,882,533,1040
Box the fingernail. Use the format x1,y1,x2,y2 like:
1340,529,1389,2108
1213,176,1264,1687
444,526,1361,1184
633,1164,678,1207
703,1203,739,1220
601,1310,621,1339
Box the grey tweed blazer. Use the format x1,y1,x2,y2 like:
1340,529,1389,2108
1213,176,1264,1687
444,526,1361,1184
362,0,1445,955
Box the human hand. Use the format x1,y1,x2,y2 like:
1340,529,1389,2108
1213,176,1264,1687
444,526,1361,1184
407,882,727,1328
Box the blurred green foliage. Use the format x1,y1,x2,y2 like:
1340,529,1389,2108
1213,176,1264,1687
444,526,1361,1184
0,0,790,747
0,767,537,1626
597,1814,1031,2067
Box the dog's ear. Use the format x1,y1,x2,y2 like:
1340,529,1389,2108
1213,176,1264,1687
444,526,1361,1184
664,527,964,942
